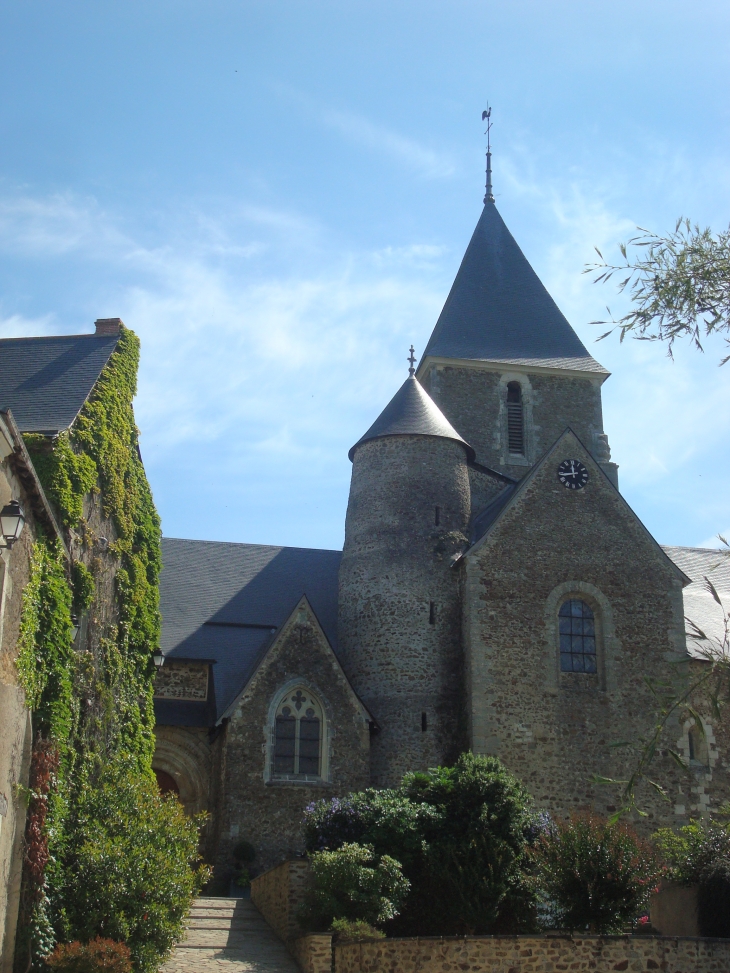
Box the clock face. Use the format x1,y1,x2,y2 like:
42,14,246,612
557,458,589,490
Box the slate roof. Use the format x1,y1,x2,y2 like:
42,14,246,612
157,537,342,725
663,546,730,660
420,202,607,375
0,333,119,433
349,374,476,462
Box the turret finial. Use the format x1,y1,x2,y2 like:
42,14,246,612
482,106,494,203
407,345,416,376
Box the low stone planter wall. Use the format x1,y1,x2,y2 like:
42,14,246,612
250,858,312,942
650,883,699,937
335,934,730,973
291,932,333,973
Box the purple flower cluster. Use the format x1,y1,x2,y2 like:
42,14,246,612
303,796,367,851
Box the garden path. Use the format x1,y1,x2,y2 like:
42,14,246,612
160,897,299,973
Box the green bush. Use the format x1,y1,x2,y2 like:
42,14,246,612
301,843,409,930
654,820,730,885
533,812,660,933
329,918,385,943
698,860,730,937
44,938,132,973
51,759,210,973
304,753,537,935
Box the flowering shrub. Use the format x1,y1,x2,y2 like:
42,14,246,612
44,938,132,973
653,820,730,885
301,843,409,930
304,753,537,935
654,819,730,937
532,812,660,933
53,759,210,973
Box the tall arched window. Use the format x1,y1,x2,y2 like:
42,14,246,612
559,599,596,672
688,722,710,769
506,382,524,455
272,687,324,779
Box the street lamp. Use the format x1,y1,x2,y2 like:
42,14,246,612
0,500,25,549
70,614,79,642
152,650,165,670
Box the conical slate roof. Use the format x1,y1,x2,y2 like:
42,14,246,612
421,203,607,374
349,374,475,461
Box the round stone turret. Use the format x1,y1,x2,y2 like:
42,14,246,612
338,375,473,785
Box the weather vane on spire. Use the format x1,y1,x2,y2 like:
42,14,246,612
408,345,416,376
482,106,494,204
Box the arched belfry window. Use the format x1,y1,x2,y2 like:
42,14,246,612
506,382,524,455
272,687,324,779
559,599,597,673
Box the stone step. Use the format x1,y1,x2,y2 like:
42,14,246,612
160,896,300,973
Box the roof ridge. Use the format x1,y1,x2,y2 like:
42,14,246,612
0,333,115,343
162,536,342,556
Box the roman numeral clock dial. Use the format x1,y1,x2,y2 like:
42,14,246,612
557,459,589,490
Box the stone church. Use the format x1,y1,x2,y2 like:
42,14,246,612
151,188,730,878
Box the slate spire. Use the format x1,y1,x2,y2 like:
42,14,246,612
420,202,608,374
349,374,475,461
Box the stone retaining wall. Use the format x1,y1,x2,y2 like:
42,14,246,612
250,858,312,942
291,933,333,973
335,934,730,973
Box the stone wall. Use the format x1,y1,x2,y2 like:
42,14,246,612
291,933,333,973
250,858,312,942
221,600,370,872
0,416,61,972
154,661,209,700
462,429,694,828
335,935,730,973
420,362,610,480
339,435,471,786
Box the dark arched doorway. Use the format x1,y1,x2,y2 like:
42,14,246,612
155,768,180,796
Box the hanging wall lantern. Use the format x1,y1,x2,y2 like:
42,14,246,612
0,500,25,549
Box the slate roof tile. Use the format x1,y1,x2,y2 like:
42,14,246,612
663,546,730,660
157,537,342,724
349,374,475,461
0,333,119,433
421,203,607,374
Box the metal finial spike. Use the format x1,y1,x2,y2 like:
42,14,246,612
407,345,416,376
482,106,494,203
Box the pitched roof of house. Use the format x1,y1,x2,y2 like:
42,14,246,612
349,374,475,461
0,333,119,433
156,537,342,724
663,546,730,660
420,202,607,375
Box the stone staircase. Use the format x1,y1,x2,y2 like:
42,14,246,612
161,897,300,973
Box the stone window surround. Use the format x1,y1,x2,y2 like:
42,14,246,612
264,679,331,786
544,581,620,692
496,372,533,468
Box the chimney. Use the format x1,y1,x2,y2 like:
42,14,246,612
94,318,123,336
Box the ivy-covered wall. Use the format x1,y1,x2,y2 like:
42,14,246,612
15,326,206,972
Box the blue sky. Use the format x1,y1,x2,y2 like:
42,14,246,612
1,0,728,551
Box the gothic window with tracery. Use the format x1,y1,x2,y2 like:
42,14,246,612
272,687,324,778
559,599,597,673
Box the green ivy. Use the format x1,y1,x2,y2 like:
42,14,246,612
14,327,197,973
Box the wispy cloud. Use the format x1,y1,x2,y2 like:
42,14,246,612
320,108,456,179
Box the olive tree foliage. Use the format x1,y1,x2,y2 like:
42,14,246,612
586,219,730,365
587,221,730,814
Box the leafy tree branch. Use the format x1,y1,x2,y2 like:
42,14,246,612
585,219,730,365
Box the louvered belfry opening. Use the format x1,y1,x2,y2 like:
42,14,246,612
506,382,524,455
